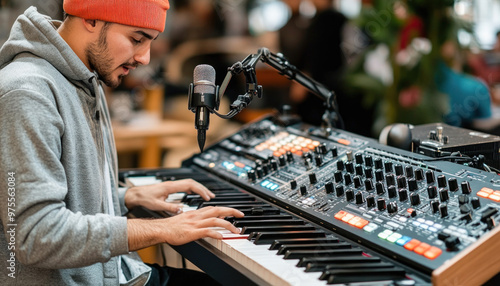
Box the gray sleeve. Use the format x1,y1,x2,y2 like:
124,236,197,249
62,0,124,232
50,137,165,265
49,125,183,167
0,90,129,269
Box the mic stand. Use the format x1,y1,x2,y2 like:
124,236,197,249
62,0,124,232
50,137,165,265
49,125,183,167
210,47,343,130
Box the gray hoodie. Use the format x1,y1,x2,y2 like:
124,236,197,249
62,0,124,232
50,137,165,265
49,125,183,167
0,7,150,285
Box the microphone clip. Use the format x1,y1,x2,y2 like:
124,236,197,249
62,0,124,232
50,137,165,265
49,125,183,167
187,82,220,113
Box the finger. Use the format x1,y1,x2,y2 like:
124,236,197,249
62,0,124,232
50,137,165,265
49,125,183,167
198,206,244,218
153,201,184,214
196,217,241,234
180,179,215,201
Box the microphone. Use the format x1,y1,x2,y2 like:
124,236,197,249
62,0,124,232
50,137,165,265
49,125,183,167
188,64,219,152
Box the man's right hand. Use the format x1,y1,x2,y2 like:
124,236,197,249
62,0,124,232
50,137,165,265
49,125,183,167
127,206,244,251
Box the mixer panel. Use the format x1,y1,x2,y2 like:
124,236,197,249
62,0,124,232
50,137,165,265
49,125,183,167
186,116,500,275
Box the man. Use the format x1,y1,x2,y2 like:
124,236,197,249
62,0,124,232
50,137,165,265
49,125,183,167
0,0,243,285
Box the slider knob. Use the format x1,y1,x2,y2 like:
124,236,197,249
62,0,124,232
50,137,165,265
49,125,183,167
309,173,318,184
355,191,364,204
445,236,461,250
377,198,386,211
334,170,343,183
270,159,278,171
439,203,448,218
366,196,376,208
448,177,459,192
397,176,407,189
331,146,338,157
344,173,353,186
345,189,355,201
337,160,345,171
355,164,363,176
410,193,420,206
279,155,287,167
247,169,256,182
365,155,373,167
290,180,297,190
408,178,418,192
314,155,323,166
395,164,404,176
425,170,435,184
439,188,449,202
398,188,408,202
387,202,398,214
353,176,362,188
374,158,383,170
405,165,414,178
437,175,447,188
286,151,294,162
386,174,396,187
364,167,373,179
384,161,393,173
458,194,469,205
471,197,481,209
325,182,334,194
335,185,344,197
299,185,308,196
431,200,440,213
375,170,384,182
364,179,374,192
355,153,364,164
461,181,471,194
388,185,397,198
427,185,437,199
376,182,385,195
415,168,424,181
256,166,264,178
346,161,355,174
318,143,328,154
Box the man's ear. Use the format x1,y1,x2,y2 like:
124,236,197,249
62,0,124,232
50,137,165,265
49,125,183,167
82,19,98,32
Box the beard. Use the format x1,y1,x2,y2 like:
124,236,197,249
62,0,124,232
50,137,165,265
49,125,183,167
85,24,135,88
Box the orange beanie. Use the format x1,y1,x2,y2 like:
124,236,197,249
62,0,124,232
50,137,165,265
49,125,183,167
63,0,170,32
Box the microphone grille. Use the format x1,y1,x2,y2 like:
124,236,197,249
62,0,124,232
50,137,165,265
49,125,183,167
193,64,216,94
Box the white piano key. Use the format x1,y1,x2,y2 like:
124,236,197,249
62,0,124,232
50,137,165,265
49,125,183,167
204,230,326,286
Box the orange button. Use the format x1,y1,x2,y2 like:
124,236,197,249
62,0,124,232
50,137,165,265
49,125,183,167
423,246,442,260
414,243,431,255
404,239,421,251
342,213,354,223
354,219,369,229
477,191,490,198
407,208,414,214
348,216,361,226
337,138,351,145
481,187,494,194
488,194,500,202
334,211,348,220
234,161,245,168
273,151,283,157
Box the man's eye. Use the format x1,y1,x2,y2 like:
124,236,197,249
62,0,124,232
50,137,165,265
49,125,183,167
132,38,142,44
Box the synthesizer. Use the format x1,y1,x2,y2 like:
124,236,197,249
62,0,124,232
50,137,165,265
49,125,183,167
123,115,500,285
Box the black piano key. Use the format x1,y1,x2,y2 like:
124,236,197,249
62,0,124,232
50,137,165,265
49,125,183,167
234,219,305,227
227,215,294,223
324,268,407,284
239,207,281,216
241,225,316,235
298,255,379,267
269,238,340,250
251,231,327,245
284,249,363,260
277,242,351,255
199,201,267,207
305,260,391,272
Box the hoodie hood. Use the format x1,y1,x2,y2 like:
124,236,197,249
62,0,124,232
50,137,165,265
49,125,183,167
0,6,94,87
